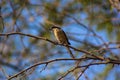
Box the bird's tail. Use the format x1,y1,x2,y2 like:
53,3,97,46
66,46,75,59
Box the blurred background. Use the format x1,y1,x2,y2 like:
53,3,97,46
0,0,120,80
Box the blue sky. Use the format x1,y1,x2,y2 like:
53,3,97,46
1,0,119,80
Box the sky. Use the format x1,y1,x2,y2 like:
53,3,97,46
0,0,119,80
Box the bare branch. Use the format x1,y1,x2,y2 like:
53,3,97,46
58,66,77,80
0,32,105,59
8,57,120,80
0,32,56,44
7,57,97,80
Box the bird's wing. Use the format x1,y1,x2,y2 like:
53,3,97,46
62,29,71,45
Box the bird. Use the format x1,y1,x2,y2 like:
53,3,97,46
50,26,75,58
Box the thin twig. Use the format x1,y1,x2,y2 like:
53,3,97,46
7,58,99,80
0,32,56,45
0,32,105,60
58,66,77,80
8,57,120,80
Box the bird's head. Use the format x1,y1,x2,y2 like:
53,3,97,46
49,26,61,31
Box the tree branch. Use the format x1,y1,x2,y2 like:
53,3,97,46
8,57,120,80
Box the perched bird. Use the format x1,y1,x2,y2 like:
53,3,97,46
50,26,75,58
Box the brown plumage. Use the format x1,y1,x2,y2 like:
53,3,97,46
50,26,75,58
50,26,70,45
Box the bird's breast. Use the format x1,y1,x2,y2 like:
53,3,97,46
53,29,68,44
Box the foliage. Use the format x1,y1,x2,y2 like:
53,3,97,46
0,0,120,80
